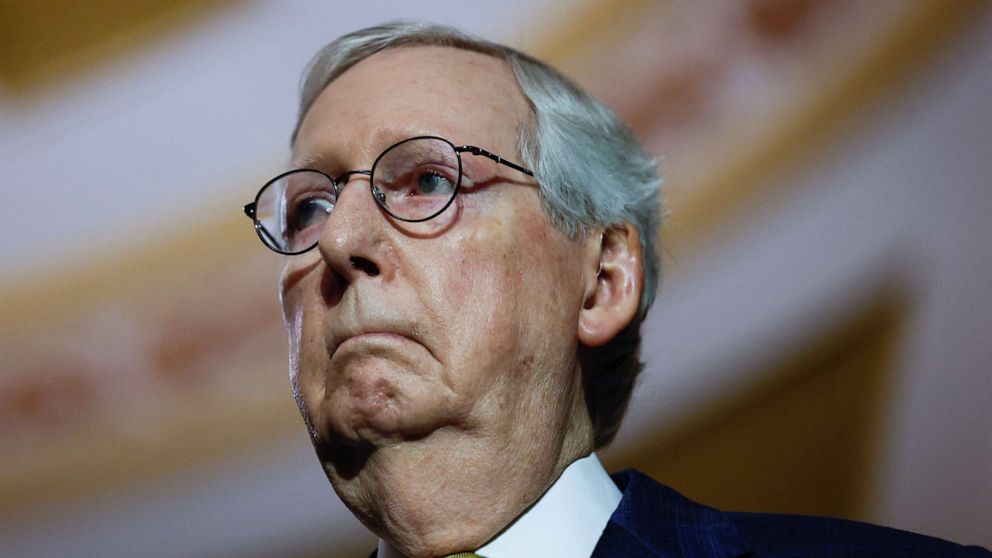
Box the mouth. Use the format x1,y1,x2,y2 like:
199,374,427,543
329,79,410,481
331,330,418,359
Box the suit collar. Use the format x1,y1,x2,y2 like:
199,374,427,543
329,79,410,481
592,470,752,558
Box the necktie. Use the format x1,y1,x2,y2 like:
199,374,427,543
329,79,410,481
442,553,481,558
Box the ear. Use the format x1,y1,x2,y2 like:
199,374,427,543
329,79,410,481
578,223,644,347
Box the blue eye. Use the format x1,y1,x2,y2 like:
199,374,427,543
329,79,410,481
290,196,334,232
416,170,454,196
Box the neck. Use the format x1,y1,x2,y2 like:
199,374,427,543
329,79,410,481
325,370,595,558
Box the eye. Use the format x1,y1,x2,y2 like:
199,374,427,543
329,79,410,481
412,169,455,197
288,195,334,233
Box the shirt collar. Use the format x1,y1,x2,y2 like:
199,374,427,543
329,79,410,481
378,453,621,558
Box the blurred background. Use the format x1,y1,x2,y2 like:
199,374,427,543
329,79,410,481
1,0,989,556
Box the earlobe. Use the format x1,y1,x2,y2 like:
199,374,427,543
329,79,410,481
578,223,643,347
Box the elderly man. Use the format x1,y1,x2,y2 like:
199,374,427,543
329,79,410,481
244,22,989,558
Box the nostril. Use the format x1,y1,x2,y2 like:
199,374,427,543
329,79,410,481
321,267,346,306
349,256,380,277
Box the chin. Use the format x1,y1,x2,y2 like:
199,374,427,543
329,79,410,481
312,396,452,481
315,350,456,442
318,380,451,446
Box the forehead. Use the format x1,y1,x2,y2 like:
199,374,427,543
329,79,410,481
294,45,532,162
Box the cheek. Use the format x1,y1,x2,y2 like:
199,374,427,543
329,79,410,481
445,217,521,302
279,255,319,324
280,266,327,407
280,276,314,364
436,207,577,351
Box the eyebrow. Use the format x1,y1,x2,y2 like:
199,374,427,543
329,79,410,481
290,127,455,170
291,152,329,169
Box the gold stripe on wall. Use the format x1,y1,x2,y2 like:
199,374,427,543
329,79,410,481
521,0,664,69
648,0,982,254
0,208,255,333
0,0,242,95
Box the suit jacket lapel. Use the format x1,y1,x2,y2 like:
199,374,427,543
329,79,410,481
592,470,752,558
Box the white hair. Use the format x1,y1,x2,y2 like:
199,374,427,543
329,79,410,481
292,22,662,447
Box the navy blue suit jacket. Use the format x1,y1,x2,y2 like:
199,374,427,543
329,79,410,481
593,469,990,557
368,469,989,557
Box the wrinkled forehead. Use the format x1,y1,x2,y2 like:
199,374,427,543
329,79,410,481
293,45,533,164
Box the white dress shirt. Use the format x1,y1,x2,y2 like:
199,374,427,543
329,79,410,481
378,453,622,558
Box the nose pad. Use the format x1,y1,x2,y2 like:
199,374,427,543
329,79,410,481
371,185,387,206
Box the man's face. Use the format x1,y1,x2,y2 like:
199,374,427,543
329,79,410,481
283,46,589,461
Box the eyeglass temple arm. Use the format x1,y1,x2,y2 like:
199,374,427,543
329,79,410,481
456,145,534,177
243,202,284,250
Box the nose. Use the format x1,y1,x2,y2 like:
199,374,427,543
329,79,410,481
317,174,392,284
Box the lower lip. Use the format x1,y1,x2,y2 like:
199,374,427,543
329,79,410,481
354,332,408,341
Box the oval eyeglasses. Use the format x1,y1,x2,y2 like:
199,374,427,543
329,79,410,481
243,135,534,255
